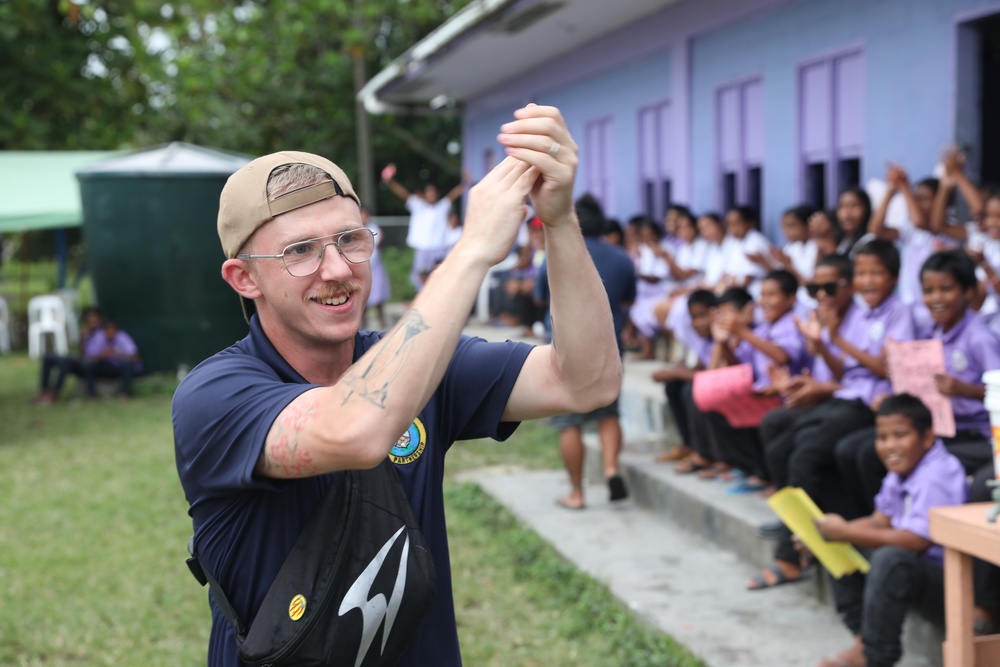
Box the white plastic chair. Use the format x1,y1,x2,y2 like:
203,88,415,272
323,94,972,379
0,296,10,355
27,295,69,358
55,288,81,345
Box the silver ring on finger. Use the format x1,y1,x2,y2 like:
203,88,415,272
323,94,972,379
547,141,561,157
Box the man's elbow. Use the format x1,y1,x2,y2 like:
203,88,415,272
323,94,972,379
574,358,622,412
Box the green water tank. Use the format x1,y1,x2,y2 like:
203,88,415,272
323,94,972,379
77,143,252,374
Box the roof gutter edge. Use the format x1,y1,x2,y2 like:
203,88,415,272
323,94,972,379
359,0,517,115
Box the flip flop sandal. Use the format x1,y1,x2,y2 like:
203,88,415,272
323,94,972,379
746,562,805,591
674,459,710,474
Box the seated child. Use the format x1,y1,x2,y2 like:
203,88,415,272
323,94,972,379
652,289,717,463
814,394,967,667
720,205,771,298
748,243,917,588
746,255,858,591
747,204,818,308
652,209,708,335
703,271,810,490
782,240,916,514
836,249,1000,505
674,286,755,476
868,163,954,336
628,216,673,359
35,306,104,405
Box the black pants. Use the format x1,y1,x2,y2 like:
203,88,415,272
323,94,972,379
761,406,814,487
684,383,723,462
707,411,764,478
664,379,691,446
40,353,86,393
82,359,139,397
786,398,874,517
685,389,762,473
762,400,872,565
829,546,943,667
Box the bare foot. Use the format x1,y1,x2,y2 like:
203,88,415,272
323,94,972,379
555,493,585,510
655,446,692,463
817,636,865,667
33,389,58,406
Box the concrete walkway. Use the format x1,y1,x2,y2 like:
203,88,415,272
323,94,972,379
472,468,934,667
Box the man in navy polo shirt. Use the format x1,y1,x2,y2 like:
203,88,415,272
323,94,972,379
172,104,621,667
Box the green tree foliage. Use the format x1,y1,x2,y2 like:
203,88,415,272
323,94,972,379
3,0,471,212
0,0,149,148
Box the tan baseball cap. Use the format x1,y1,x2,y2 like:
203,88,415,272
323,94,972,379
217,151,361,322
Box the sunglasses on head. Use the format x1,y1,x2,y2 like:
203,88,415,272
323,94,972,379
805,279,848,298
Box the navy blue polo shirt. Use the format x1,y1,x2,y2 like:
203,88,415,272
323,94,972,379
172,316,533,667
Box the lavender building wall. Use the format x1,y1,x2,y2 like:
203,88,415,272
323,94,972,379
460,0,1000,240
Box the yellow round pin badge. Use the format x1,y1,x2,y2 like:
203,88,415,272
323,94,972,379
288,594,307,621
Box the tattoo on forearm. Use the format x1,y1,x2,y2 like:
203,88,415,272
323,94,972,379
265,393,319,477
340,309,429,408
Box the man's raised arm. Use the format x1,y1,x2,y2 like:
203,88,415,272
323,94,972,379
495,105,622,421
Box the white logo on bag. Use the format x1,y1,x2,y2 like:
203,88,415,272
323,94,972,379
338,526,410,667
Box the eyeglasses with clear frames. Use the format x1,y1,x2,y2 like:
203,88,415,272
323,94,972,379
237,228,376,277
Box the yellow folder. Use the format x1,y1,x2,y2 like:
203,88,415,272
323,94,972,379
767,487,871,578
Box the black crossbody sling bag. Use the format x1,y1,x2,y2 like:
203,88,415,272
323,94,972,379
186,459,437,667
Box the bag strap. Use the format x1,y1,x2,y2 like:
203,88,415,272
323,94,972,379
186,536,249,642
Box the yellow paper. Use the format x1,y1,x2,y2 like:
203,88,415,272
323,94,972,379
767,487,870,578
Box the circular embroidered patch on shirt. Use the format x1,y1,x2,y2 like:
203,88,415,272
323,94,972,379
868,321,885,342
951,348,969,373
289,594,307,621
389,418,427,465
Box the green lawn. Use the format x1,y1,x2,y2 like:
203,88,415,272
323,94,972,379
0,352,702,667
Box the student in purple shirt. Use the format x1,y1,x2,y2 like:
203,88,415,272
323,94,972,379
813,394,966,667
783,240,915,517
749,255,857,590
707,270,810,489
836,249,1000,633
837,249,1000,504
651,289,717,463
81,318,143,401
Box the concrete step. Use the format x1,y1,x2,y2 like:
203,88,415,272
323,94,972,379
589,361,946,666
473,468,937,667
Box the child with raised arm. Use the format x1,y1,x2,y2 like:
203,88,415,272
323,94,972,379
868,163,952,335
674,286,754,477
814,394,966,667
705,270,810,490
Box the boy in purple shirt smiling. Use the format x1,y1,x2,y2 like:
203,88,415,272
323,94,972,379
783,240,915,518
814,394,966,667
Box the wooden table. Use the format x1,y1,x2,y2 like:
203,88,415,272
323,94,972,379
929,502,1000,667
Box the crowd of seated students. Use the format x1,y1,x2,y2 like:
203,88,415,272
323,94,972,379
642,149,1000,667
